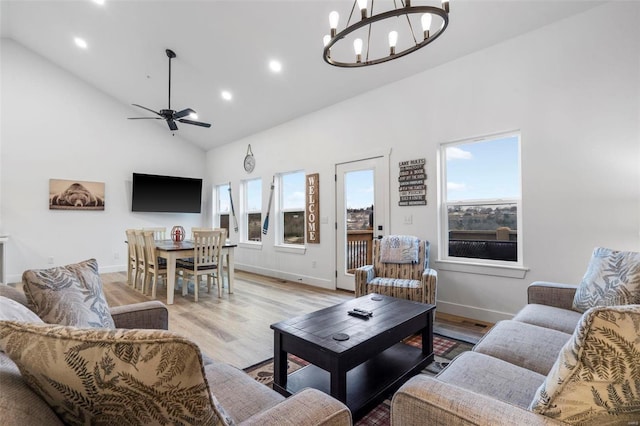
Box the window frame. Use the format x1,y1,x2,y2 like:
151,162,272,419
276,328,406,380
214,183,231,236
276,170,306,247
438,131,524,270
241,177,262,244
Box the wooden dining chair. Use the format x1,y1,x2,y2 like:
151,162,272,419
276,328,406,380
179,229,225,302
190,227,213,240
125,229,139,288
143,227,167,241
142,231,169,299
134,230,147,293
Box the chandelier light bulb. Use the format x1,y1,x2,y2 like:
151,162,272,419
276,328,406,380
388,31,398,55
323,35,331,47
354,38,363,63
329,11,339,37
357,0,367,19
421,13,432,39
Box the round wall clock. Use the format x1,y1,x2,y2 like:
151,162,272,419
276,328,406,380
244,144,255,173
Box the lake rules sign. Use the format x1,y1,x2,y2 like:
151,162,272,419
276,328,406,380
306,173,320,243
399,158,427,206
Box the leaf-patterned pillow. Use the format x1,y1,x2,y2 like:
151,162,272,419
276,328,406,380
529,305,640,424
0,321,232,425
22,258,115,328
572,247,640,313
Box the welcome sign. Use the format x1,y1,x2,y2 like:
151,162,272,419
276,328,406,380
306,173,320,244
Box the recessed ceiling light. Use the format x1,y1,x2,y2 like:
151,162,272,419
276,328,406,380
74,37,88,49
269,60,282,73
93,0,105,5
189,112,198,120
221,90,233,101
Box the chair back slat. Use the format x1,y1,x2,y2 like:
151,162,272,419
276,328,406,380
193,230,224,269
143,227,166,240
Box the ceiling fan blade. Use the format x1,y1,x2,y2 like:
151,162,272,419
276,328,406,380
178,118,212,128
132,103,162,116
173,108,195,119
167,119,178,131
128,117,163,120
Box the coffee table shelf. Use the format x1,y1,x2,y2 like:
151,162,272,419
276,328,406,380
279,341,431,419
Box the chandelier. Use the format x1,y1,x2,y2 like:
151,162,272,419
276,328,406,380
323,0,450,67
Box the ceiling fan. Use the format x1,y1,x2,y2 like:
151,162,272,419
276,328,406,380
128,49,211,131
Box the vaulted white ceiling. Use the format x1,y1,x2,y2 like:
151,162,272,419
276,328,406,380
0,0,604,151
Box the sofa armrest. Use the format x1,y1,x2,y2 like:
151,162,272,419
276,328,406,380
391,375,562,426
421,268,438,305
527,281,578,310
239,388,351,426
110,301,168,330
354,265,375,297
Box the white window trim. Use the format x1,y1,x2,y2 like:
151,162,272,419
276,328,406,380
276,171,306,247
437,131,526,275
241,178,262,245
214,183,230,229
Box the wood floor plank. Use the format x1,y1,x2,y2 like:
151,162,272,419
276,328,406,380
101,270,492,369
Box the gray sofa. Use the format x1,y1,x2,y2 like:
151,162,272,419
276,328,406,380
0,285,351,426
391,281,640,425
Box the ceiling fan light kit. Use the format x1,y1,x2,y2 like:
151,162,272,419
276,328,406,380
128,49,212,131
323,0,450,67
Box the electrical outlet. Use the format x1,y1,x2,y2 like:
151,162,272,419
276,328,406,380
47,257,54,264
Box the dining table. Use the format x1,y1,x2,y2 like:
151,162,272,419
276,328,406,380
154,239,237,305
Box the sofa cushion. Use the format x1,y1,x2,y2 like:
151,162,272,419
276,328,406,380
0,321,230,425
0,296,43,324
0,285,31,309
473,320,571,375
436,351,546,409
0,354,63,425
530,305,640,423
572,247,640,312
204,361,285,423
512,303,582,334
22,258,115,328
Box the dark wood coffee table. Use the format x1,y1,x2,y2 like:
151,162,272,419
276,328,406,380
270,294,434,420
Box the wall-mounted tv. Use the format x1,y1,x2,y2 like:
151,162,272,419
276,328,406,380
132,173,202,213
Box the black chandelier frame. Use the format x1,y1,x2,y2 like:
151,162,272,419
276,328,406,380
323,2,450,68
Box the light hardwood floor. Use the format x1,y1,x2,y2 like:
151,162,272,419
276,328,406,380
102,270,492,370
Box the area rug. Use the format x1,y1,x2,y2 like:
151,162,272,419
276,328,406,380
243,334,474,426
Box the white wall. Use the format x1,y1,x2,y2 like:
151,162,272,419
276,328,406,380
0,39,208,282
206,3,640,322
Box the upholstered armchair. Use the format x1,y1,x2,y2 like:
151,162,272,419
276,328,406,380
354,236,437,305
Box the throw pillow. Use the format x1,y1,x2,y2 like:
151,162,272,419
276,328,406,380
0,296,43,324
529,305,640,424
22,258,115,328
0,321,232,426
572,247,640,312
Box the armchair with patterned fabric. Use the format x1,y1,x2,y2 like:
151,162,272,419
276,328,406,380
354,236,437,305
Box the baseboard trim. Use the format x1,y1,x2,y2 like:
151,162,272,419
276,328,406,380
437,301,513,324
235,263,335,290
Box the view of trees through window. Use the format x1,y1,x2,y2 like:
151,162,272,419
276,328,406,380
347,205,374,230
448,204,517,232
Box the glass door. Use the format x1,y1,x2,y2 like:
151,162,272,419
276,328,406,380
335,157,388,291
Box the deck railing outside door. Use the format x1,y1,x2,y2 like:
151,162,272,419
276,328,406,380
346,229,374,273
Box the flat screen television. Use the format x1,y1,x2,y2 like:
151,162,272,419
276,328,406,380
132,173,202,213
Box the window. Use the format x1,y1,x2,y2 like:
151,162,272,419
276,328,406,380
215,183,231,236
242,178,262,242
278,171,305,245
440,132,522,266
